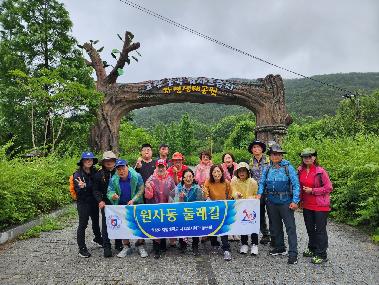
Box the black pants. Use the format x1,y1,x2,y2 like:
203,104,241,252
179,237,199,248
267,203,298,257
100,208,123,249
241,233,258,245
210,235,230,251
303,209,329,259
77,201,101,250
260,195,270,236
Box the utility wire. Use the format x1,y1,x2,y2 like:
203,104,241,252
118,0,357,97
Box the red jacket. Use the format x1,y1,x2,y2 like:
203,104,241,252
298,165,333,211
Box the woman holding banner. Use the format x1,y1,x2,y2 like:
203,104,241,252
230,162,260,256
144,159,176,259
173,168,204,256
203,164,232,261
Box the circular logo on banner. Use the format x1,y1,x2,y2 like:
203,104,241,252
241,209,256,223
108,215,122,230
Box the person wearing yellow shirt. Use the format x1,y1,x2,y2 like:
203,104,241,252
203,164,232,261
230,162,259,256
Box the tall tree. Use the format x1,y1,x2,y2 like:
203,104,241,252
0,0,99,154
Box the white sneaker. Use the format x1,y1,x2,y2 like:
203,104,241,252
233,235,240,241
137,245,148,258
240,245,249,254
117,246,132,258
224,251,232,261
251,244,258,256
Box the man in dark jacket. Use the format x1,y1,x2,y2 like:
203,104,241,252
93,151,121,257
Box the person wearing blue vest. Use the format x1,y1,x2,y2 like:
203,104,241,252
257,144,300,264
107,159,148,258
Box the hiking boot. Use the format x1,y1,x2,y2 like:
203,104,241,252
260,235,270,245
117,245,132,258
224,251,232,261
311,256,328,264
269,248,287,256
288,256,298,264
303,249,315,257
103,247,112,258
137,245,148,258
92,237,103,248
240,245,249,254
192,246,200,256
78,248,91,258
250,244,259,256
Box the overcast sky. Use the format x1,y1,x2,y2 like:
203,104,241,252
62,0,379,83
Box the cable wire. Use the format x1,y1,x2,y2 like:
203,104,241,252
118,0,357,97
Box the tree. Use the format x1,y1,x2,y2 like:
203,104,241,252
81,31,141,153
0,0,99,154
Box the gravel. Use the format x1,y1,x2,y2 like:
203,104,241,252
0,211,378,285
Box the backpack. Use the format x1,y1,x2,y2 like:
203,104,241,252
69,174,77,201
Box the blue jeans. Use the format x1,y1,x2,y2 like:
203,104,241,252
267,202,298,257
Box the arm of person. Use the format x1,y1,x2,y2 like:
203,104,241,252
257,167,268,196
131,173,145,204
226,181,232,200
247,178,258,198
288,165,301,204
92,172,103,203
73,172,86,197
230,178,241,200
144,179,154,199
106,178,118,205
202,180,210,200
311,170,333,195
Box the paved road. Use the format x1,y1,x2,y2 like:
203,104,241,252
0,212,378,285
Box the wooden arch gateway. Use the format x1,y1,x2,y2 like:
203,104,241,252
83,31,291,153
91,75,291,153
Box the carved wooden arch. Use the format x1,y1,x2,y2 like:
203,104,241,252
83,31,291,153
90,75,291,153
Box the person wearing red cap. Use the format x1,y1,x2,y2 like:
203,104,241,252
167,152,189,185
144,159,176,258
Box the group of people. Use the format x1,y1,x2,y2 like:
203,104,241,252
73,140,333,265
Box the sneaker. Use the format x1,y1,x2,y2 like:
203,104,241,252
303,249,315,257
78,248,91,258
233,235,240,241
228,235,234,241
240,245,249,254
224,251,232,261
103,247,112,258
269,248,287,256
92,238,103,248
250,244,258,256
311,256,328,264
117,246,132,258
137,245,148,258
288,256,298,264
259,235,270,245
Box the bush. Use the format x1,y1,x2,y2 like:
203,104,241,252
283,133,379,237
0,153,76,230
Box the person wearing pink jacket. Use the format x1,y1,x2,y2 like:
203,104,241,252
298,148,333,265
194,151,213,187
144,159,176,259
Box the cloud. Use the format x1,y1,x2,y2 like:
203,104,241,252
62,0,379,82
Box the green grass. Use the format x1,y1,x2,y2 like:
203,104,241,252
18,204,77,240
